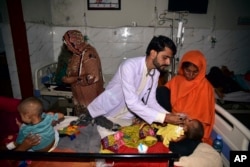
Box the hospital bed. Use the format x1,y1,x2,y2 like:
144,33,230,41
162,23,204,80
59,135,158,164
34,62,73,99
0,101,249,166
216,91,250,104
34,62,111,99
213,103,250,167
2,63,247,166
216,91,250,110
33,62,74,114
215,90,250,133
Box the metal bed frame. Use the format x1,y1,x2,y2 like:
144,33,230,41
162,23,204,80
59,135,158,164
0,151,180,167
34,62,73,99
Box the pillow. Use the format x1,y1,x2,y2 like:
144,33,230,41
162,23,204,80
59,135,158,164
174,143,223,167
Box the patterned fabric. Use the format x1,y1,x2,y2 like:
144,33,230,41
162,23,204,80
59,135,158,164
62,30,104,112
100,122,184,153
100,122,157,153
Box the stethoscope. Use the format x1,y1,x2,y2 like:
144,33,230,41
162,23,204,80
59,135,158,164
143,69,155,105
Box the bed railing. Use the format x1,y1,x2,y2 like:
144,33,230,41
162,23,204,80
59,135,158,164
34,62,58,93
0,151,180,167
214,104,250,150
213,103,250,167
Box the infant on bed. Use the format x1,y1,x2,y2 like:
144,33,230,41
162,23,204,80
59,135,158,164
8,97,64,152
156,118,205,156
101,117,204,156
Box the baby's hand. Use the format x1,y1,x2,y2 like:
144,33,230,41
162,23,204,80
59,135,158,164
46,112,54,115
16,118,22,128
51,120,59,126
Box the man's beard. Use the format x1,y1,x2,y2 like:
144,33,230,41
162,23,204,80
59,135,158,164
153,58,169,72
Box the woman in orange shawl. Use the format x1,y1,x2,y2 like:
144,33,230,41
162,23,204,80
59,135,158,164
165,50,215,144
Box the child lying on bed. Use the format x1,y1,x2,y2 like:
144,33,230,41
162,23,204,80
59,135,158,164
167,118,204,156
157,118,204,145
5,97,64,152
101,116,204,156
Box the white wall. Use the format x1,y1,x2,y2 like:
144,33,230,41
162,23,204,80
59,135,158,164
0,0,250,98
18,0,250,29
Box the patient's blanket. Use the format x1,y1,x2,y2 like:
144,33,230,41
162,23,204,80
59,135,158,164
100,122,184,153
57,124,101,153
100,123,157,153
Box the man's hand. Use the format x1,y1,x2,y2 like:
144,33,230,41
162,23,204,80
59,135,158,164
15,133,41,151
164,113,186,125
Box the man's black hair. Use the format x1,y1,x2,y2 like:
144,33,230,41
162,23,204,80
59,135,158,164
146,35,177,56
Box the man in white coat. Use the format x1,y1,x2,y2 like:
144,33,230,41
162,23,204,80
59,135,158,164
77,35,185,138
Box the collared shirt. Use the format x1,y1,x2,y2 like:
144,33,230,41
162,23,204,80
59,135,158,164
88,56,168,125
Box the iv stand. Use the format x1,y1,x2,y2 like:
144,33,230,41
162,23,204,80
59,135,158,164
171,13,185,79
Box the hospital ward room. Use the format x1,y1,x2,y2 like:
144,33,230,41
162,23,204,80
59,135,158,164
0,0,250,167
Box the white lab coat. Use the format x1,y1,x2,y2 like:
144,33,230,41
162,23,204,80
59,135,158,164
88,56,168,126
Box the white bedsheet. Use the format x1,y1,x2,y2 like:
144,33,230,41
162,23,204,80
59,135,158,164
54,116,78,130
215,91,250,102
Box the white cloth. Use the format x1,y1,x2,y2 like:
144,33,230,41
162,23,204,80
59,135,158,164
88,56,168,126
54,116,78,130
174,143,223,167
215,91,250,102
48,129,60,152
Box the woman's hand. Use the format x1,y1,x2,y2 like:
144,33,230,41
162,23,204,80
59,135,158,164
62,76,78,84
15,133,41,151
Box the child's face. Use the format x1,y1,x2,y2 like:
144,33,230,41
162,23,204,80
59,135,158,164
19,111,32,124
182,118,194,132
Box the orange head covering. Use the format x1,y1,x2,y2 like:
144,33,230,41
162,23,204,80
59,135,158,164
178,50,206,80
166,50,215,144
